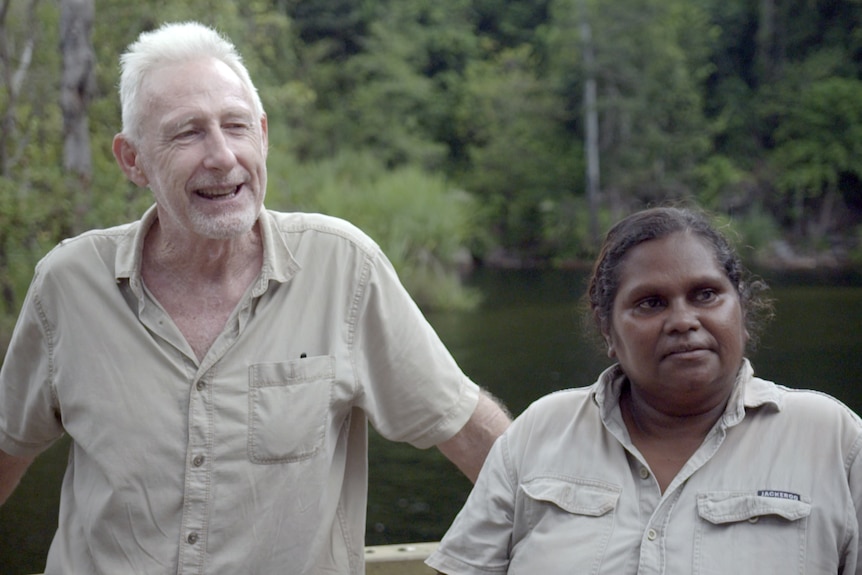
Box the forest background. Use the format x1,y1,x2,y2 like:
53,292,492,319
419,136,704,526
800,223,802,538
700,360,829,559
2,0,862,354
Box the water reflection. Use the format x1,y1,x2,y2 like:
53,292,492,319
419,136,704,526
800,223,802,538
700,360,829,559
1,269,861,572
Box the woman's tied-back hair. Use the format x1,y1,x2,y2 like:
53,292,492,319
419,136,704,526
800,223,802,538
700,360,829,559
586,205,774,352
117,21,265,143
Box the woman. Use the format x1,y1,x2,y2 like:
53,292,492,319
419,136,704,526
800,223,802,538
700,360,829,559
426,206,862,574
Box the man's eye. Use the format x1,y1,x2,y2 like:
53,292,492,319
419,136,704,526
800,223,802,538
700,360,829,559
175,130,198,140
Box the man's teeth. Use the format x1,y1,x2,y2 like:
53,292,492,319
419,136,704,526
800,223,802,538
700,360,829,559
198,186,239,198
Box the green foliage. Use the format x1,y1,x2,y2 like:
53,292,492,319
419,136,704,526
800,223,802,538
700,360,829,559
540,197,617,263
700,0,862,233
472,0,551,49
766,74,862,240
771,76,862,198
341,13,454,169
267,151,481,310
0,1,68,332
291,1,481,170
1,0,861,340
546,0,714,203
852,225,862,267
457,44,580,253
286,0,374,60
0,166,71,318
691,154,750,211
713,208,781,261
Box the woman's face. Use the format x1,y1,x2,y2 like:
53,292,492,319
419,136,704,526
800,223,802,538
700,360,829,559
604,231,749,416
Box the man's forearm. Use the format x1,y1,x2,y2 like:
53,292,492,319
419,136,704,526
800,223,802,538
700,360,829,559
0,450,34,506
436,391,511,483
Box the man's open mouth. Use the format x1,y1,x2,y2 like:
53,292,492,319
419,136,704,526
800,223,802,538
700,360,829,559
196,184,242,199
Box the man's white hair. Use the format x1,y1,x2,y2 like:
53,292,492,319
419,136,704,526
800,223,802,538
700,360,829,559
118,21,265,142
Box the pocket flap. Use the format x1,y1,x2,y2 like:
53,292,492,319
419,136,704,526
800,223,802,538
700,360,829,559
521,477,620,516
697,492,811,524
250,355,335,387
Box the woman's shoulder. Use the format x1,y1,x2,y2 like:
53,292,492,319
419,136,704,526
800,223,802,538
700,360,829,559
777,384,861,423
501,385,619,479
524,386,595,416
749,377,862,439
507,386,599,440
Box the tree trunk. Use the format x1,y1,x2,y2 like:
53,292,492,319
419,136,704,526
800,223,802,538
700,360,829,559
60,0,94,178
755,0,781,85
816,185,838,241
580,0,600,248
0,0,39,177
60,0,95,230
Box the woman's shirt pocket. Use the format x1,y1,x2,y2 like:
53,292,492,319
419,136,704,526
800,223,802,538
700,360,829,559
694,491,811,575
511,476,621,574
247,356,335,464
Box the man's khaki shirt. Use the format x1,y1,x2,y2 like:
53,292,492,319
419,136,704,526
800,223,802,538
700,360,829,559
0,206,480,574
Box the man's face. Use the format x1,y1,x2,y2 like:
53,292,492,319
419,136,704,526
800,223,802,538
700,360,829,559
127,57,268,241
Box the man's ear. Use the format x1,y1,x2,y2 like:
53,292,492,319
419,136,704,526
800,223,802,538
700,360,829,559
260,113,269,159
112,134,149,187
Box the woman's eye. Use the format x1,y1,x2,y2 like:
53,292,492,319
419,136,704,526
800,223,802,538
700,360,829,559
636,297,664,310
696,288,718,303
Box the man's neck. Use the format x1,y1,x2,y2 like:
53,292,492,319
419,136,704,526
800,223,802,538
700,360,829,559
140,219,264,360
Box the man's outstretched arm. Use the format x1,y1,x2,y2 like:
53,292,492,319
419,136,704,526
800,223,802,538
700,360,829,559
0,449,34,506
436,391,511,483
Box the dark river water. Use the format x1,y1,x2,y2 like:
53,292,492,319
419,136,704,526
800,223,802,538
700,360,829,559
2,268,861,573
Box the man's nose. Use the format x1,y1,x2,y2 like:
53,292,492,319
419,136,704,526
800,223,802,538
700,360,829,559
203,129,237,170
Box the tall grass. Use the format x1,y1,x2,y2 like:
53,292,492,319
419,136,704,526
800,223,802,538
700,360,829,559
266,151,481,310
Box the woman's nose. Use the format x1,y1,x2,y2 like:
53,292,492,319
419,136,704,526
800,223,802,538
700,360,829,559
665,301,700,333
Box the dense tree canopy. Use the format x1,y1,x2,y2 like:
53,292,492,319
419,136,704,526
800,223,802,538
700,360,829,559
1,0,861,335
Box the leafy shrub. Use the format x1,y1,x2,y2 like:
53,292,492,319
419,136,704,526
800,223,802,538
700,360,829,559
267,150,480,310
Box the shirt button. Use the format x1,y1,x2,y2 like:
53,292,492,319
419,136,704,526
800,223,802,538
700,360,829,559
647,528,658,541
196,380,206,391
193,455,205,467
748,516,760,524
639,466,650,480
187,532,199,545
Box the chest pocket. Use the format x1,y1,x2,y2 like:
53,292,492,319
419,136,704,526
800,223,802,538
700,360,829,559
693,491,811,575
512,477,620,575
248,356,335,464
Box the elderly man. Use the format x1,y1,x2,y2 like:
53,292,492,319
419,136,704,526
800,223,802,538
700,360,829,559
0,21,509,574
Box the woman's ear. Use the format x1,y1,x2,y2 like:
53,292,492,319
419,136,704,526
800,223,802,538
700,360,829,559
112,134,149,187
596,312,616,358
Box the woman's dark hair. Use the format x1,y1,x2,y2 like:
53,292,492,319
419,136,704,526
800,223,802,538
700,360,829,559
586,206,774,352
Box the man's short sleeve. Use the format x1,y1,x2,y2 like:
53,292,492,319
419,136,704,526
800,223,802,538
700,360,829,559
351,249,479,449
0,269,64,457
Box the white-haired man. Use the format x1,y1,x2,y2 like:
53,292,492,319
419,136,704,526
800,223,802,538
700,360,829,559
0,21,510,574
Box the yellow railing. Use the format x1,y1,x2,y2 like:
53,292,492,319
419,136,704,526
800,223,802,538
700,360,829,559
366,541,438,574
29,542,439,575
